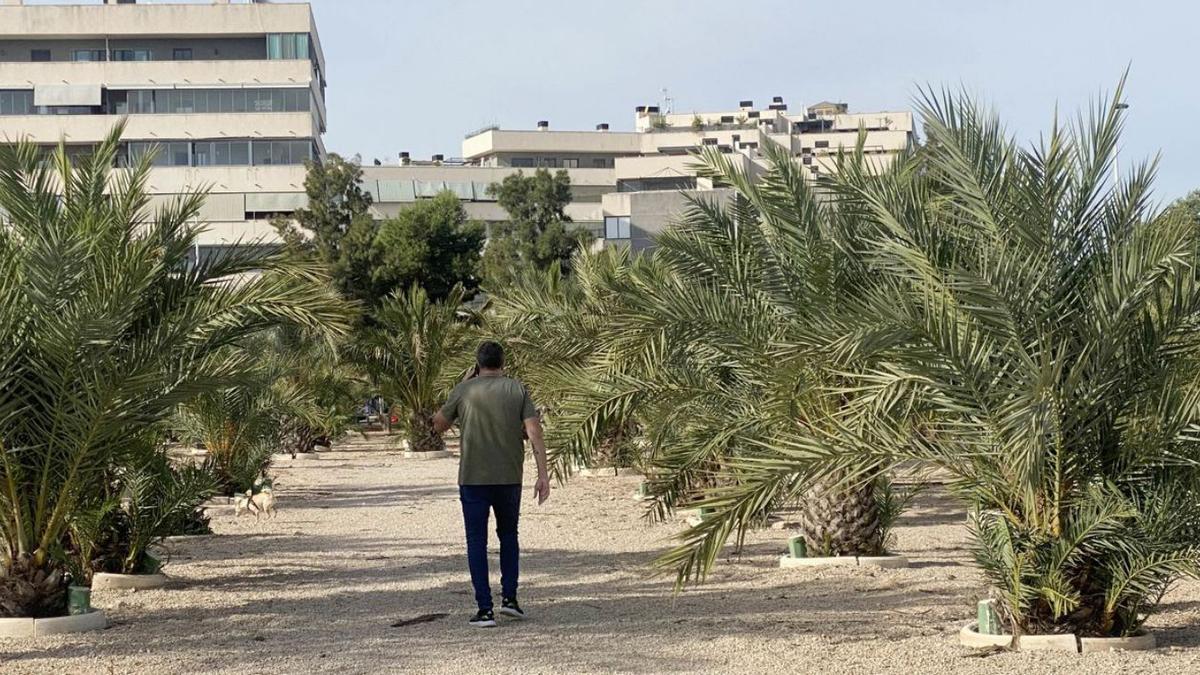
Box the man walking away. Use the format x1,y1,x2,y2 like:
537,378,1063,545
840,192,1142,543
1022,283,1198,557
433,341,550,628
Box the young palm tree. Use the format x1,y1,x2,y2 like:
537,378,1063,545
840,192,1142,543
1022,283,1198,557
0,124,348,617
707,79,1200,639
486,248,662,475
817,81,1200,638
488,140,902,577
355,285,475,453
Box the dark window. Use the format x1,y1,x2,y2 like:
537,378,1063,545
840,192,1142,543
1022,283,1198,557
510,158,535,168
0,90,35,116
814,140,830,149
173,48,193,61
616,176,696,193
111,49,151,62
719,115,734,123
561,158,579,169
71,50,106,62
31,49,51,62
591,158,608,168
702,138,718,146
801,156,813,165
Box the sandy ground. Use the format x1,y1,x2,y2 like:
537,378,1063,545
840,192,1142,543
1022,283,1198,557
4,450,1200,675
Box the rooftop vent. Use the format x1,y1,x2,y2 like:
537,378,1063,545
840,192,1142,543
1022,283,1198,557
596,123,610,131
432,153,444,163
768,103,788,111
536,120,550,131
739,99,754,109
772,95,784,104
399,151,410,166
646,106,660,114
635,105,647,113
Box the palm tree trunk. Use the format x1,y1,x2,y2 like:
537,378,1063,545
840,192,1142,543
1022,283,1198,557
0,554,65,618
800,472,883,557
407,410,445,453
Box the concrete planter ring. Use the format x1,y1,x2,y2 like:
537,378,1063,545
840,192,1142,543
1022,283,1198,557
92,572,170,591
958,622,1157,653
0,610,108,638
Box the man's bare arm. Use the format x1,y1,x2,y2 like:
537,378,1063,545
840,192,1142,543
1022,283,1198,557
524,416,550,504
432,412,452,434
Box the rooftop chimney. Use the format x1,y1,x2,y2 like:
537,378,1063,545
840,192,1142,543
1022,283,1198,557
635,105,647,113
595,123,610,132
432,153,444,163
646,106,660,114
399,151,410,166
773,96,784,104
536,120,550,131
739,99,754,110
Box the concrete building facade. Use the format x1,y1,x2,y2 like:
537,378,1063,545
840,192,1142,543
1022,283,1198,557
0,0,324,262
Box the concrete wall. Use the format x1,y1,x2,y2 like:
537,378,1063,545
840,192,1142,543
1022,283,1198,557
0,58,313,88
601,188,735,251
462,129,642,160
0,3,316,39
5,111,317,145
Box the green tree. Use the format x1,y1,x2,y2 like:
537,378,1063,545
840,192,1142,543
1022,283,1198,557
373,191,486,301
483,168,591,287
277,153,381,307
0,124,348,617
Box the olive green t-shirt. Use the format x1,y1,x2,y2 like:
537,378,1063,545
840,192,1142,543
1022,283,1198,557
439,375,537,485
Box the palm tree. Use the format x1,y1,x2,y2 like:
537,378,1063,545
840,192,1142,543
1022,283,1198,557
810,80,1200,639
488,140,903,579
713,79,1200,639
0,124,349,617
356,285,475,453
486,248,662,475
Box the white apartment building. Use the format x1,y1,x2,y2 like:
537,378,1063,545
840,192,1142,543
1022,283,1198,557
369,97,913,250
0,0,324,263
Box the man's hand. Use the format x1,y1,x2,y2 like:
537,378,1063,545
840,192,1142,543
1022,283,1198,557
534,474,550,505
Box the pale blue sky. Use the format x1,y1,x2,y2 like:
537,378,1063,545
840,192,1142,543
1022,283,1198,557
310,0,1197,202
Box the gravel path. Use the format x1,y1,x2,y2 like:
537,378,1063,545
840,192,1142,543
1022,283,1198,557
4,451,1200,674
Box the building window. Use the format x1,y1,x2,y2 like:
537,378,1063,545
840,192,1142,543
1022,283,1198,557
561,158,579,169
173,48,193,61
538,158,557,168
604,216,631,240
111,49,152,62
616,177,696,193
510,158,535,168
0,90,35,116
30,49,51,62
71,50,106,62
814,140,830,148
266,33,310,60
124,139,311,168
106,88,311,115
591,158,608,168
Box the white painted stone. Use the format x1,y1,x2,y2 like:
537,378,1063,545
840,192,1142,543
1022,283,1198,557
92,572,169,591
0,617,35,638
402,450,451,460
1080,632,1156,653
778,554,910,569
33,610,107,636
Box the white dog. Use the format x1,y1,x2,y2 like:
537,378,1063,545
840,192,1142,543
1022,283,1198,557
235,485,277,520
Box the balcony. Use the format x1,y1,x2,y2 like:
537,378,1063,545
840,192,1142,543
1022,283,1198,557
3,111,318,145
0,59,315,89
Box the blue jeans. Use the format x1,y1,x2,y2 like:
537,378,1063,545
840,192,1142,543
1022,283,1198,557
459,484,522,611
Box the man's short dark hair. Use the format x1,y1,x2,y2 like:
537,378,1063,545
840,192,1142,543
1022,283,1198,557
477,341,504,370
